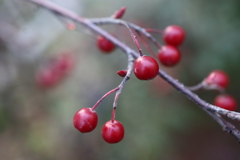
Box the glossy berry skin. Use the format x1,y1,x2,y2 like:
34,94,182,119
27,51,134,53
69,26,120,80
97,35,115,53
158,45,181,67
102,120,124,144
134,56,159,80
73,108,98,133
204,70,229,89
214,94,237,111
163,25,185,46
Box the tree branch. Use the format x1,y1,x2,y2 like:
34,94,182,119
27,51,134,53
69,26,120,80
23,0,240,141
206,111,240,142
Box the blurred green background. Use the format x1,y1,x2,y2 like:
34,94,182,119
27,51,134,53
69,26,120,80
0,0,240,159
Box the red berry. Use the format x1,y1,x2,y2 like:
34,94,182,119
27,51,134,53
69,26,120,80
52,52,74,76
73,108,98,133
117,70,127,77
158,45,181,67
163,25,185,46
204,70,229,89
214,94,237,111
102,120,124,144
36,68,60,88
134,56,159,80
36,52,75,89
97,35,115,53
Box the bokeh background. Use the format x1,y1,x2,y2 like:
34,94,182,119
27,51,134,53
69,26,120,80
0,0,240,159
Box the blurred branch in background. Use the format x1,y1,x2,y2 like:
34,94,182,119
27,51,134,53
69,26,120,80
0,0,82,91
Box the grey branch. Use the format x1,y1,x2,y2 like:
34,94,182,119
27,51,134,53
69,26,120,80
23,0,240,142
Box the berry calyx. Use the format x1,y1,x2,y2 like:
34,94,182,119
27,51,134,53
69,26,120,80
163,25,185,46
204,70,229,90
157,45,181,67
73,108,98,133
102,120,124,144
97,35,115,53
214,94,237,111
117,70,127,77
134,56,159,80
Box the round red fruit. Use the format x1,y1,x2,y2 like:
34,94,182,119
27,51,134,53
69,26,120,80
52,52,74,76
73,108,98,133
214,94,237,111
158,45,181,67
134,56,159,80
204,70,229,89
97,35,115,53
163,25,185,46
102,120,124,144
36,68,60,88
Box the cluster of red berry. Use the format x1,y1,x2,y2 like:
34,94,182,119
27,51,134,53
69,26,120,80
158,25,184,67
73,108,124,144
203,70,237,111
96,25,185,81
72,25,184,144
36,52,74,88
133,25,184,80
75,34,124,142
73,23,237,144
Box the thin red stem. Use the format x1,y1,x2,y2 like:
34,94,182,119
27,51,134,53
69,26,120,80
138,32,158,59
133,35,143,56
123,22,143,56
25,0,240,120
23,0,240,142
145,28,164,34
111,107,117,122
92,87,119,110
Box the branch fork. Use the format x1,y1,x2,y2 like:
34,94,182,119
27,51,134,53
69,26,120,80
23,0,240,142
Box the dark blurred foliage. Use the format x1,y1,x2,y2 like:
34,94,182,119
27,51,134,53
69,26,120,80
0,0,240,160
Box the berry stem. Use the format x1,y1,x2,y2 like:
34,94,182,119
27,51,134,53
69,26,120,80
91,18,150,56
92,54,133,112
187,82,204,91
145,28,164,34
111,107,116,123
22,0,240,142
137,32,158,59
92,87,119,110
120,21,144,56
92,19,162,49
188,81,225,93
